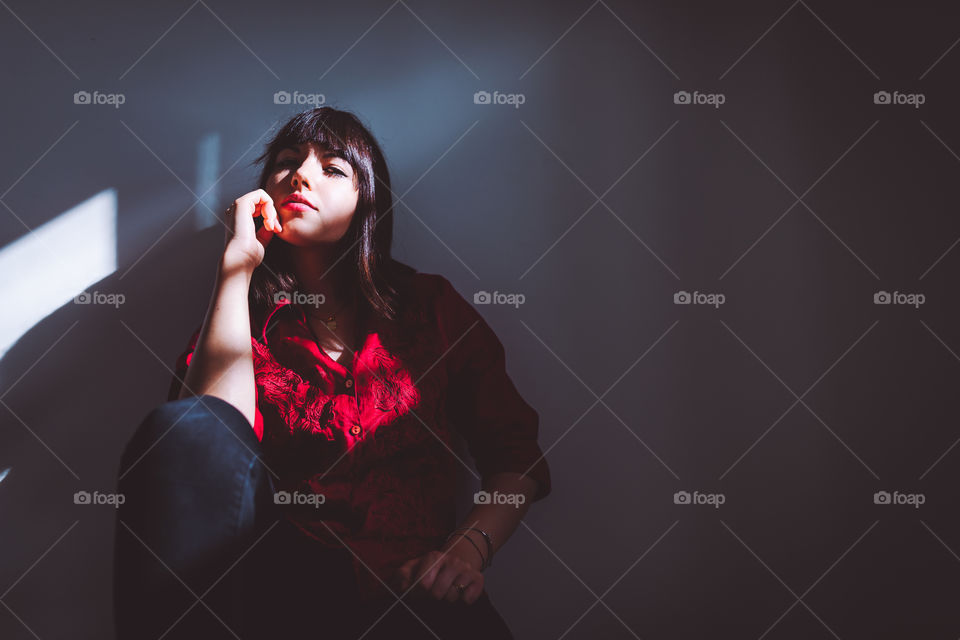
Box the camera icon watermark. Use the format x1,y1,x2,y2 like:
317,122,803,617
673,290,725,308
274,90,326,106
873,490,924,508
873,90,925,108
73,290,126,308
873,290,924,308
74,490,126,508
474,490,526,508
473,290,525,308
673,490,725,508
274,290,326,307
73,90,126,108
473,90,526,109
673,90,725,109
274,490,325,508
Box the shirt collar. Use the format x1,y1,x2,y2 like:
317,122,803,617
260,296,297,345
260,296,379,346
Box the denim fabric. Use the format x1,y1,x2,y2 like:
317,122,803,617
113,395,514,639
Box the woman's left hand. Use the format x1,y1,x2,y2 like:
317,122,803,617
392,545,484,604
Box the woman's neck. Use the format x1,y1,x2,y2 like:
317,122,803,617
289,243,352,313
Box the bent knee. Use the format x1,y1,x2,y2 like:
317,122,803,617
119,395,256,477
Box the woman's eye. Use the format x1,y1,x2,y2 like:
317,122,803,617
275,158,343,176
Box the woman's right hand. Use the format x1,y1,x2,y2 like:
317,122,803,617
221,189,282,276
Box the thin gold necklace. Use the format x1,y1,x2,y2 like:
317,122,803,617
303,299,348,332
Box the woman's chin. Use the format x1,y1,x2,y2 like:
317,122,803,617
277,226,322,247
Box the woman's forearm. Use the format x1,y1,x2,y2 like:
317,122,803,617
441,472,540,570
177,260,257,428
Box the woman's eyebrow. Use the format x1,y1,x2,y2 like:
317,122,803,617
321,150,352,173
320,149,348,162
277,144,348,166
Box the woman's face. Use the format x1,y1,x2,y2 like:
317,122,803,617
264,141,359,247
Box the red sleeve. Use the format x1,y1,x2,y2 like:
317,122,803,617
167,326,265,442
435,275,552,502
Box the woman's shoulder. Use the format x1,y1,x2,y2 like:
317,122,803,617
387,259,458,305
385,261,481,344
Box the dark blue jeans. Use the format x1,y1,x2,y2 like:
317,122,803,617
113,395,515,639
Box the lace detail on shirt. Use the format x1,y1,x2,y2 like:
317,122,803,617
368,346,421,416
251,339,331,434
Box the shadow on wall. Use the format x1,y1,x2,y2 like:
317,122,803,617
0,211,484,639
0,218,227,638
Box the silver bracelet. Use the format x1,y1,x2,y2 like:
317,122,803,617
444,530,487,570
448,527,494,569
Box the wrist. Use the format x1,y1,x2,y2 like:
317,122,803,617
217,254,255,283
441,531,486,572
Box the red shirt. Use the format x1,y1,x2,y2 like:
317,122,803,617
167,268,551,601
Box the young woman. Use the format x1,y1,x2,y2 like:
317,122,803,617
113,106,552,639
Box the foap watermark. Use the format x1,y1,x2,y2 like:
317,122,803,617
474,290,525,308
73,90,126,109
275,290,326,308
673,290,725,308
274,490,325,508
673,490,725,509
673,90,725,109
873,490,925,509
274,90,326,106
474,490,526,508
873,90,925,109
74,490,126,508
473,489,527,509
74,290,125,308
874,290,925,308
473,90,526,109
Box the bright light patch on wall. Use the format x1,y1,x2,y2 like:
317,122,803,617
195,132,220,230
0,189,117,357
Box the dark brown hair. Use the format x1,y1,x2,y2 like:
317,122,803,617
248,107,408,334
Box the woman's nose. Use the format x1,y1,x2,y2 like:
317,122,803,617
291,172,310,189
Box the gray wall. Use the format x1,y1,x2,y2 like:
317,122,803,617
3,0,960,637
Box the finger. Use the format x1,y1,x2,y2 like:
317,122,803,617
429,564,461,600
414,553,444,591
229,197,256,242
265,198,281,232
254,192,281,233
254,199,269,229
455,572,482,604
256,201,272,232
255,223,274,249
222,204,236,246
443,572,471,604
463,579,484,605
394,560,416,591
444,586,459,604
404,561,428,592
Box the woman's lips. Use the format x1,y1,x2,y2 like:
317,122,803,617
281,202,313,213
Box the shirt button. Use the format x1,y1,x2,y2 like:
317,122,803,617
345,379,353,388
350,424,362,436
